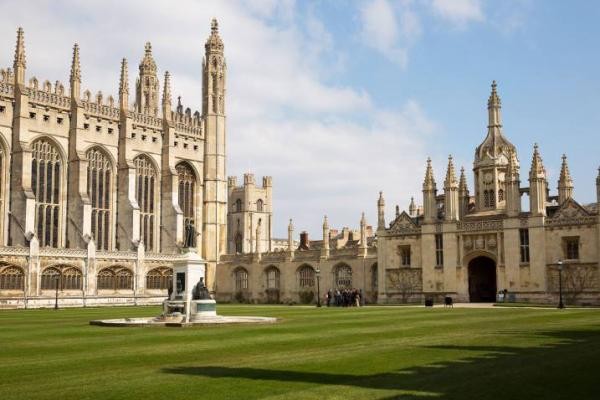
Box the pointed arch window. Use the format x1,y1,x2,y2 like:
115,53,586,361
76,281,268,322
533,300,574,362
0,265,24,290
483,190,490,208
31,139,62,247
256,199,264,212
97,266,133,290
234,267,248,291
298,265,315,288
87,148,112,250
41,265,82,290
176,163,196,228
498,189,504,202
134,155,157,251
266,266,280,290
334,264,353,288
489,190,496,207
235,198,242,212
0,146,4,245
146,267,173,290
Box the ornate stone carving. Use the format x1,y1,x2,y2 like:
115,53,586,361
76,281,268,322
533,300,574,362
547,198,596,227
388,212,421,235
457,219,503,232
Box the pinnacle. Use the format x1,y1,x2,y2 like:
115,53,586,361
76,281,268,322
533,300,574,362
211,18,219,34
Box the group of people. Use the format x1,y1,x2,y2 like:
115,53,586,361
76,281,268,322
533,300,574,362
325,288,363,307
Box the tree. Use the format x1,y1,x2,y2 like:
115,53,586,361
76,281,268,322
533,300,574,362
387,268,423,303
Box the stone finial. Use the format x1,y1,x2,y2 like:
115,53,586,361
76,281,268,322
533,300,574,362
396,205,400,217
530,143,546,179
322,215,329,229
139,42,157,74
444,155,458,188
423,157,436,190
288,219,294,232
70,43,81,83
409,197,417,216
378,191,385,206
360,212,366,226
206,18,224,53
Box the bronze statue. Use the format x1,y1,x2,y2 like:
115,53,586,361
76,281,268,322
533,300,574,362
184,221,198,248
193,277,211,300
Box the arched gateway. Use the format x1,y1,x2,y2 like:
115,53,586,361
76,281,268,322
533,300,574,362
468,256,497,302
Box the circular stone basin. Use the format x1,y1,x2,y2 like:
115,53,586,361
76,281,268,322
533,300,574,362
90,315,277,327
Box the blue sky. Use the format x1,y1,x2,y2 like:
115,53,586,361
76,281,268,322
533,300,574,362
1,0,599,237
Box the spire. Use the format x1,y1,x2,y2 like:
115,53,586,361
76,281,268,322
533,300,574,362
13,27,26,85
360,212,366,227
444,155,458,188
162,71,171,118
287,219,294,253
488,80,501,127
119,58,129,111
529,143,546,180
70,43,81,84
558,154,574,204
69,43,81,100
395,205,400,217
409,197,416,217
423,157,436,190
322,215,329,229
359,212,367,253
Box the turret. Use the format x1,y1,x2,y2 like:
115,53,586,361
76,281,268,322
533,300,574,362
505,150,521,217
135,42,159,116
13,27,25,86
458,167,469,219
596,167,600,205
423,158,437,223
529,143,547,217
557,154,574,204
473,81,516,212
444,155,459,221
162,71,172,120
69,43,81,101
377,191,385,231
321,215,330,258
408,197,417,217
118,58,129,111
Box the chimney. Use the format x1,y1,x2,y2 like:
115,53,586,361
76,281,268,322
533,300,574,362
298,231,310,250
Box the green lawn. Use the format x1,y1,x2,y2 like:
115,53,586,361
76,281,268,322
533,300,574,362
1,305,599,400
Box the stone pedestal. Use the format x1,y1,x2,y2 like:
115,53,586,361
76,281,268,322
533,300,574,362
190,299,217,321
169,250,207,322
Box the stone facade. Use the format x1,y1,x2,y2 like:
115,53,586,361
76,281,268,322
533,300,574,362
0,22,228,308
219,82,600,306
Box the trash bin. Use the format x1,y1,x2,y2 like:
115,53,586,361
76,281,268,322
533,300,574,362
425,298,434,307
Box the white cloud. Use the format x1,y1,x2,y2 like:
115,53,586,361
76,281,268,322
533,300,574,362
0,0,439,237
430,0,484,27
358,0,421,67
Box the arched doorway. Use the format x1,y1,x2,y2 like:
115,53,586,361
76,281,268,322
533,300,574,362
468,256,497,302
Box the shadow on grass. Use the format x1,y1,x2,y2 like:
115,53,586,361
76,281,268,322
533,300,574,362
162,329,600,399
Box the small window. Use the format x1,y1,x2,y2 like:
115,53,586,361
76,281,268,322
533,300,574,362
399,245,411,267
519,229,530,263
29,112,36,119
131,132,136,138
564,237,579,260
57,117,63,124
174,141,178,147
141,134,147,141
108,128,113,134
193,145,198,151
256,199,264,212
95,126,101,132
0,105,5,113
152,137,157,143
235,199,242,213
183,143,188,149
83,123,89,130
43,115,50,122
435,234,444,267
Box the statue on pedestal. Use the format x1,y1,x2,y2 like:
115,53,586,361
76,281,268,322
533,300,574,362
193,277,211,300
184,221,199,249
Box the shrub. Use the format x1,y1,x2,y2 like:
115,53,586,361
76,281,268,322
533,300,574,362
299,290,314,304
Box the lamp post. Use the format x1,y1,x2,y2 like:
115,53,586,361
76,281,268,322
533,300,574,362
315,267,321,308
557,260,564,309
54,275,60,310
